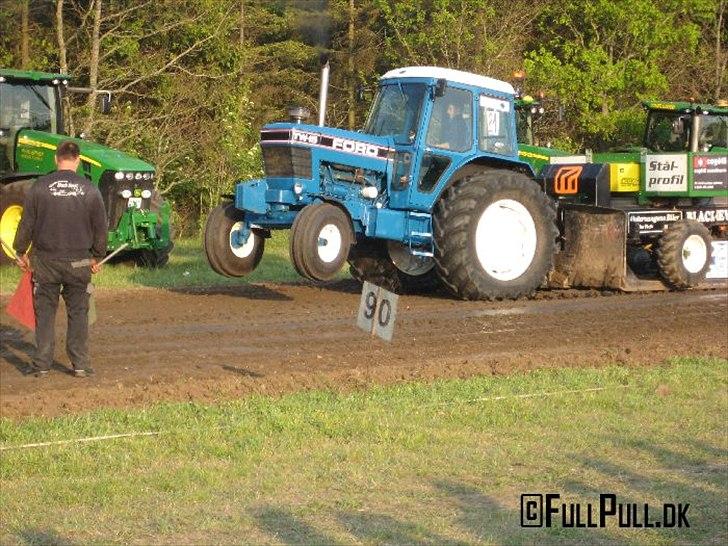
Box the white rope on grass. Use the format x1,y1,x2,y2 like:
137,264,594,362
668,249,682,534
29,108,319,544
429,384,634,406
0,384,635,451
0,430,166,451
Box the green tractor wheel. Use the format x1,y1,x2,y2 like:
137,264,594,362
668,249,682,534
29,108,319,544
0,181,33,264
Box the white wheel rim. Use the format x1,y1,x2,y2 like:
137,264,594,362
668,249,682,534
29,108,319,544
682,234,707,273
475,199,537,281
317,223,342,263
229,221,256,258
387,241,434,275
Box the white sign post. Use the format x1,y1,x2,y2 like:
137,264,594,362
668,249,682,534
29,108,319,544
356,281,398,342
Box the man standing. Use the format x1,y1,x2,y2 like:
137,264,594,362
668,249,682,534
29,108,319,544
13,141,107,377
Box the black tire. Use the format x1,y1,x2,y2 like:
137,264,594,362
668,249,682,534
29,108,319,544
289,202,353,281
433,169,557,300
203,201,265,277
656,220,712,289
0,180,33,265
348,238,441,294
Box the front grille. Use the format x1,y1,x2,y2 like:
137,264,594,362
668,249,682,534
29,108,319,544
98,171,154,229
261,144,312,179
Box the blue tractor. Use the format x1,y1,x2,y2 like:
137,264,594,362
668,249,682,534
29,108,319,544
204,66,557,300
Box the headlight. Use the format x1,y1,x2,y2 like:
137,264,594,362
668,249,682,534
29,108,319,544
114,172,125,180
293,182,303,195
134,172,143,180
141,189,152,199
142,172,151,180
361,186,378,199
125,173,134,180
120,189,132,199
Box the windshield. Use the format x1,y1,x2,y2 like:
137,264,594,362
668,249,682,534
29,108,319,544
364,83,426,139
645,111,691,152
0,82,60,133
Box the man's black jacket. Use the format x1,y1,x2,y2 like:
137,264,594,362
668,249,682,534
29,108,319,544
14,169,107,260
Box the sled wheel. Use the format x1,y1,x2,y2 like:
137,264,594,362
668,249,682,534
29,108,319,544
656,220,712,288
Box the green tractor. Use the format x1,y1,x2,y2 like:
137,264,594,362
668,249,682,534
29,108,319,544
538,100,728,290
515,95,571,173
0,68,173,267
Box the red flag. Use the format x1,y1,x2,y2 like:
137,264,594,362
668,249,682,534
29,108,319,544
6,270,35,330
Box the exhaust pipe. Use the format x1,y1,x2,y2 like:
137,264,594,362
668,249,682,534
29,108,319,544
318,60,330,127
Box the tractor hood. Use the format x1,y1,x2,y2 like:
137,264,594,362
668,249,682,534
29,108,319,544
16,130,153,173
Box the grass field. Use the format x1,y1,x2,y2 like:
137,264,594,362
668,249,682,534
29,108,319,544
0,232,313,294
1,357,726,545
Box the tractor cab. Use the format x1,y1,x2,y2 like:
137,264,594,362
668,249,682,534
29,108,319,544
643,100,728,153
0,70,66,175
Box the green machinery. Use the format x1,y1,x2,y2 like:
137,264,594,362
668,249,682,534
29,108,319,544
0,68,173,266
531,100,728,290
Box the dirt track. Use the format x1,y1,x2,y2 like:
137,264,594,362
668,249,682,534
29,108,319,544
1,281,727,419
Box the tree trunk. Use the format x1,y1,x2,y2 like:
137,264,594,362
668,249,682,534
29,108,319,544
83,0,102,137
715,0,726,100
347,0,355,130
55,0,74,136
239,0,245,45
20,0,29,69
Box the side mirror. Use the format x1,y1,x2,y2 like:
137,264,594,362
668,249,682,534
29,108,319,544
435,79,447,97
99,93,112,115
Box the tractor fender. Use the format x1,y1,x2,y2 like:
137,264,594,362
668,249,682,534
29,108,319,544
432,155,536,206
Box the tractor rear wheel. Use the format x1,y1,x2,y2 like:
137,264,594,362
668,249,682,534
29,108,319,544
0,180,33,265
433,169,557,300
348,238,440,294
289,202,353,281
656,220,712,288
203,201,264,277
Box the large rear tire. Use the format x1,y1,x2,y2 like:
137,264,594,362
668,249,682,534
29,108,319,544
433,170,557,300
0,180,33,265
203,202,264,277
289,202,353,281
656,220,712,289
348,239,440,294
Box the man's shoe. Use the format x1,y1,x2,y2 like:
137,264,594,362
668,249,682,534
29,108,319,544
35,369,49,378
73,367,95,378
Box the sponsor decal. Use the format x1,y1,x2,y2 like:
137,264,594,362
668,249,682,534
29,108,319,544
645,154,688,192
707,241,728,279
627,210,683,235
692,155,728,191
684,208,728,223
553,165,582,194
261,129,390,159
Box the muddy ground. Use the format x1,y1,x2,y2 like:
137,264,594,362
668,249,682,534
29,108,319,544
1,281,727,419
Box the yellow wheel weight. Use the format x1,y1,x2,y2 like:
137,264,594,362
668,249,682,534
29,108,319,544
0,205,23,259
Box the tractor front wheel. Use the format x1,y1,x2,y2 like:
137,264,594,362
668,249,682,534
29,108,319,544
203,201,265,277
0,180,33,265
289,203,353,281
656,220,712,288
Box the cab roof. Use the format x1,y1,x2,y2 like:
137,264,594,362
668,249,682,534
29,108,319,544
380,66,515,96
643,100,728,116
0,68,71,83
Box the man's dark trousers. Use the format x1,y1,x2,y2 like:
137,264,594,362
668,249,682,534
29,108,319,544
31,255,91,372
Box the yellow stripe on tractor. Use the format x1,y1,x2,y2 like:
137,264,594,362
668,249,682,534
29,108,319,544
17,136,102,167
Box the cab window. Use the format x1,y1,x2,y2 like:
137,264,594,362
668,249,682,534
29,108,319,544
479,95,513,155
426,87,472,152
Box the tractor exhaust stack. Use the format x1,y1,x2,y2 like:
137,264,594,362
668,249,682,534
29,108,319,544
318,60,330,127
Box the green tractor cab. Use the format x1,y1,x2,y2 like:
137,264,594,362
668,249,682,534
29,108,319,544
514,96,571,174
0,68,173,267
